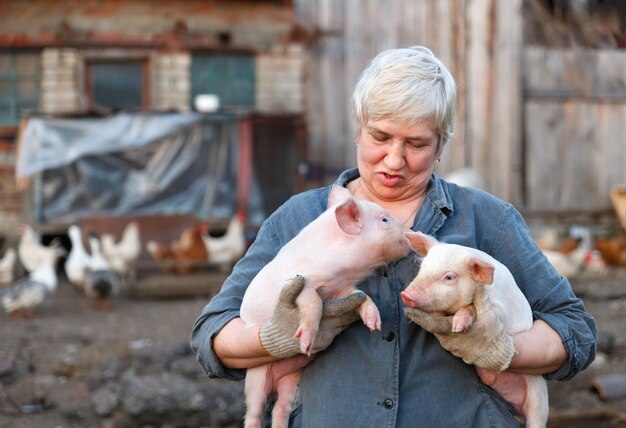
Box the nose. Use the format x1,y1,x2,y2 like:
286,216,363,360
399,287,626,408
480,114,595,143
401,290,420,308
384,143,405,170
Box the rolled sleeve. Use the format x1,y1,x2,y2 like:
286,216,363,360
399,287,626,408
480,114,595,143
490,204,597,381
190,309,246,381
532,284,597,381
188,215,281,381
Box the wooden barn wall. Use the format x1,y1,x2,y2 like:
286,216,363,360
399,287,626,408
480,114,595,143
294,0,524,206
524,47,626,213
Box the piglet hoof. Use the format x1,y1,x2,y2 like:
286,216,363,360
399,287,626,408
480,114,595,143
359,301,382,331
451,320,470,333
295,326,317,355
451,309,474,333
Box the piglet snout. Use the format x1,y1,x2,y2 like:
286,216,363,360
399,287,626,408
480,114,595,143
401,290,420,308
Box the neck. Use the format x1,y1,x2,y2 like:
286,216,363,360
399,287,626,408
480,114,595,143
351,177,424,227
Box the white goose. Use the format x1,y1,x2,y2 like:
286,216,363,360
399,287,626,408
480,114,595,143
1,246,64,319
64,225,93,292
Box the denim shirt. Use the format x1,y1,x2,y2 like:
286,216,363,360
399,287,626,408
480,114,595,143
191,168,597,427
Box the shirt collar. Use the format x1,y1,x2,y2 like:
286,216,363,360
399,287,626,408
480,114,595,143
336,168,454,217
426,173,454,217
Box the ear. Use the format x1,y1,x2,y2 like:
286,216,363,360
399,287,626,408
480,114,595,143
328,185,352,208
405,231,438,257
335,198,363,235
466,257,495,285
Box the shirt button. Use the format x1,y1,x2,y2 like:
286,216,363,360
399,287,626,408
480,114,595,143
383,399,394,409
384,332,396,342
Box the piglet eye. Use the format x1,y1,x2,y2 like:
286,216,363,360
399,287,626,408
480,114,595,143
381,216,389,223
444,273,456,281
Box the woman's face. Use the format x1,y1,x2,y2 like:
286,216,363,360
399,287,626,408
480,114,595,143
356,118,440,203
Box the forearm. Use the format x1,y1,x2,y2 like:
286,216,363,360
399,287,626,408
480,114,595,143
509,319,567,375
213,317,278,369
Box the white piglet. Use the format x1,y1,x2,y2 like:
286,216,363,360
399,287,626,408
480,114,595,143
240,185,413,428
400,232,548,428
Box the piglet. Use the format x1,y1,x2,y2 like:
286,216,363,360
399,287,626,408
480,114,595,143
400,232,549,428
240,185,413,428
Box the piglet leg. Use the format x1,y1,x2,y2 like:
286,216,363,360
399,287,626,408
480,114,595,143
451,304,477,333
271,370,302,428
523,374,549,428
244,365,272,428
356,291,382,331
295,286,324,355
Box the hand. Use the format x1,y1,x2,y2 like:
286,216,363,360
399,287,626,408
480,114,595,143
476,367,527,414
269,354,316,380
404,299,515,372
404,307,454,334
259,275,366,359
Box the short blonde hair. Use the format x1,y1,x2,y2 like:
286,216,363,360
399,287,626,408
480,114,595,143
352,46,456,147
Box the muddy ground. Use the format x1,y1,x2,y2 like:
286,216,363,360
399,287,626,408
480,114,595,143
1,268,625,428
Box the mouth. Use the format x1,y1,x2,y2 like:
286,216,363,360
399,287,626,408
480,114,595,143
378,172,403,186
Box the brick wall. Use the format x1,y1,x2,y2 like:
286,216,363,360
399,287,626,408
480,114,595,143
41,49,84,113
256,44,306,113
152,53,191,112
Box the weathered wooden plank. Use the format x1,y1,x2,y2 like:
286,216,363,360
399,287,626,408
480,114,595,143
317,0,342,174
466,0,493,192
559,102,597,210
490,0,523,205
342,0,366,166
596,50,626,95
447,0,468,172
525,102,564,210
525,47,626,99
595,104,621,206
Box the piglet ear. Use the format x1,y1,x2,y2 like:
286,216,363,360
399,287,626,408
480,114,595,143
405,231,438,256
466,257,495,285
335,198,363,235
328,185,352,208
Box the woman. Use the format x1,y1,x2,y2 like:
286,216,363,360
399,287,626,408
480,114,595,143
191,46,596,427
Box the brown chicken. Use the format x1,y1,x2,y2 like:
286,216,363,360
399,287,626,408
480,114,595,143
594,234,626,267
535,228,582,254
170,224,209,273
146,224,209,273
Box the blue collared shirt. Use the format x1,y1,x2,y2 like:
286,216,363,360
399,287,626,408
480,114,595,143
191,168,597,427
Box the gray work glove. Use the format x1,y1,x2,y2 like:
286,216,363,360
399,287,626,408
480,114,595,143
404,287,516,372
259,275,365,359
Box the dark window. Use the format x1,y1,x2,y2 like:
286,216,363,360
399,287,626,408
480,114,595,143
87,61,147,110
0,51,40,125
191,53,255,109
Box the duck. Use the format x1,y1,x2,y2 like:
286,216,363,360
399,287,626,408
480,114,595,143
64,225,93,292
1,246,65,319
0,247,16,286
84,234,120,310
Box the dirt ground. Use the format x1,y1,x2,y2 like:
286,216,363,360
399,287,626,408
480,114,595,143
1,267,625,428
